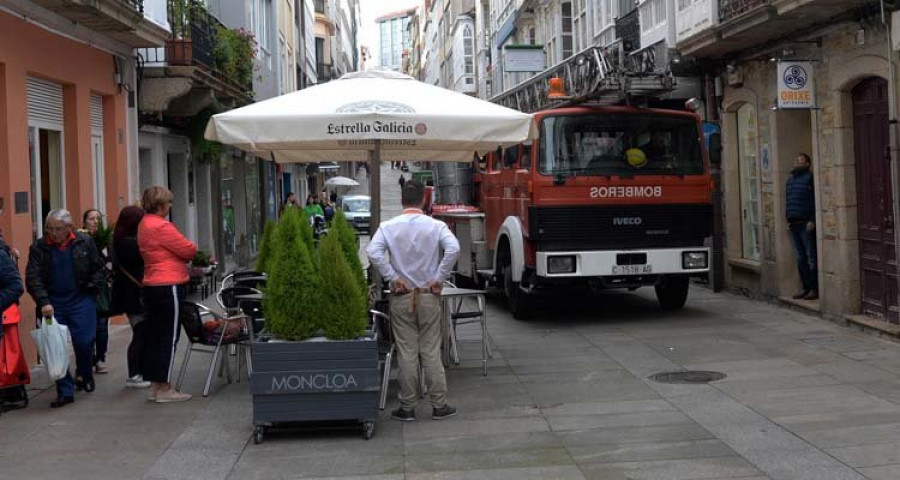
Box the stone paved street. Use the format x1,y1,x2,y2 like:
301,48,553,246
3,164,900,479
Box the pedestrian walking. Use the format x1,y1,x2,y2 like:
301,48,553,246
109,206,151,389
367,180,461,422
138,186,197,403
82,209,110,375
303,195,324,219
280,192,297,216
787,153,818,300
398,174,406,189
26,210,105,408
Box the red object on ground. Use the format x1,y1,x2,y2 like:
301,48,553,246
0,304,31,387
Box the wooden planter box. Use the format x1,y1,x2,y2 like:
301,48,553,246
165,39,193,66
250,337,380,442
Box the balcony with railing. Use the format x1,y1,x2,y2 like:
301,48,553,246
677,0,874,58
31,0,169,47
718,0,768,24
137,0,254,114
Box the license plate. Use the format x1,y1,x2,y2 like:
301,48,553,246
612,264,652,275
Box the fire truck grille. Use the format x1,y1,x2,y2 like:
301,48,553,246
529,204,713,252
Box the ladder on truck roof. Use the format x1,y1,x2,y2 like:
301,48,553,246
489,41,675,113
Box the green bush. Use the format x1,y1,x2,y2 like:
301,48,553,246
262,209,322,340
331,210,366,291
318,232,367,339
298,210,318,267
255,220,276,273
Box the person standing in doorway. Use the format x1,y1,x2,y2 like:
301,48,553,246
367,180,461,422
26,210,105,407
787,153,818,300
138,186,196,403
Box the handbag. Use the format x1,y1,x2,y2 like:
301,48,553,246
95,278,112,317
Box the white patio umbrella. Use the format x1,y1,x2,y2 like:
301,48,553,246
204,68,536,230
324,176,360,187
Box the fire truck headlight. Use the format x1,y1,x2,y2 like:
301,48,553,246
548,255,576,274
682,251,709,270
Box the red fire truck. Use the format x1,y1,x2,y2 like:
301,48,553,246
431,43,717,319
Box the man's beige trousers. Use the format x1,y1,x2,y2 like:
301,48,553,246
390,291,447,409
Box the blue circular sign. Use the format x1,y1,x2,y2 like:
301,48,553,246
783,65,807,90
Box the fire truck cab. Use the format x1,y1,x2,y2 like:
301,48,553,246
431,43,716,319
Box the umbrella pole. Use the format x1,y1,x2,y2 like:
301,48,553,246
370,140,382,300
370,140,381,232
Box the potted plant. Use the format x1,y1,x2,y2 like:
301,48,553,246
165,0,195,65
251,209,379,443
191,250,213,276
254,220,276,273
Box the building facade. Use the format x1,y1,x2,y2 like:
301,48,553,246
377,8,415,72
1,0,170,358
677,0,895,329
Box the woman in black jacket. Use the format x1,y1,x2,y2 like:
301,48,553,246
109,206,151,389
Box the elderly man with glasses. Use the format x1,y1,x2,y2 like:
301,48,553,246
26,209,105,408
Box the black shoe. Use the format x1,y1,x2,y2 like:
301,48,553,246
76,376,96,393
792,290,809,300
804,290,819,301
390,408,416,422
50,396,74,408
432,404,459,420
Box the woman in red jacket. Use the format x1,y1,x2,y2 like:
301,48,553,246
138,186,197,403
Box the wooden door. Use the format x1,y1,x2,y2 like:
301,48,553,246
853,77,898,322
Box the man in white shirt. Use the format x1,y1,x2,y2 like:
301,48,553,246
367,180,461,421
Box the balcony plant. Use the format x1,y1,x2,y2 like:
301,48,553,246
166,0,197,65
190,103,225,165
214,26,257,95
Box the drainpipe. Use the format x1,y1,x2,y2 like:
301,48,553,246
884,1,900,321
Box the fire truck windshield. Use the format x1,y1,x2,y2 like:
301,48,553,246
540,114,705,177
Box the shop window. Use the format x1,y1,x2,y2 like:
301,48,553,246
736,103,761,261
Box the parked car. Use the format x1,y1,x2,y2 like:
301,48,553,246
340,195,371,234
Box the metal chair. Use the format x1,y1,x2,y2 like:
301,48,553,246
443,281,493,375
176,301,251,397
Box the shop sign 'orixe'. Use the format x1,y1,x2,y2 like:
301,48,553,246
777,61,816,109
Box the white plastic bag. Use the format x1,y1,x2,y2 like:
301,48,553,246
30,316,70,380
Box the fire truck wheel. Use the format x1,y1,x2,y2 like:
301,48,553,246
503,264,533,320
655,276,690,311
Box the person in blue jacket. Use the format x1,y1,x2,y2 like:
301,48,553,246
786,153,817,300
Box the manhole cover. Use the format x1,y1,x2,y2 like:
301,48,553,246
649,371,726,384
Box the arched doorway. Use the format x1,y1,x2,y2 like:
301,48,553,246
853,77,897,322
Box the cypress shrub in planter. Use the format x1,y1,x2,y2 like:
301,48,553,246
331,210,366,292
254,220,276,273
261,209,321,340
251,208,378,442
